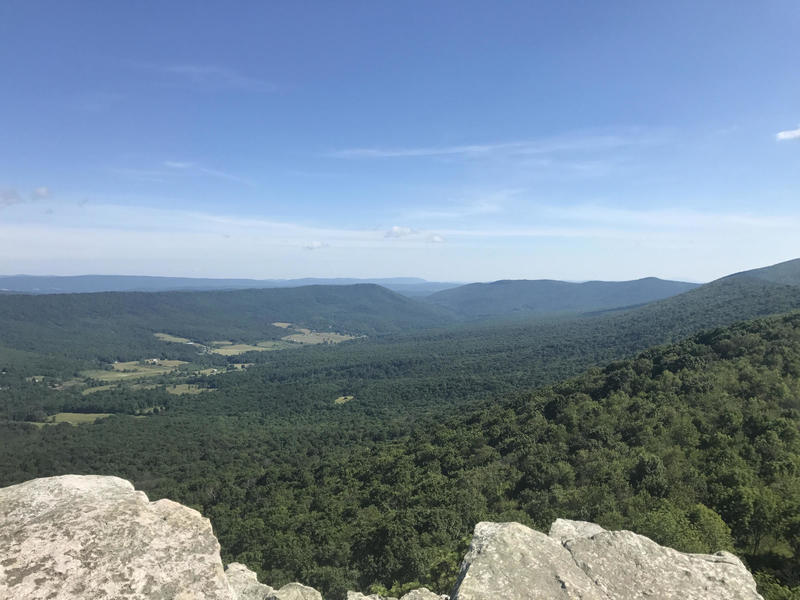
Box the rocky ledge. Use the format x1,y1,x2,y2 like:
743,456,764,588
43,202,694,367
0,475,763,599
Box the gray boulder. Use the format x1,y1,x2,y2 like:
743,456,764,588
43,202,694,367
226,562,274,599
549,517,605,541
0,474,234,600
452,519,763,600
347,588,441,600
400,588,445,600
453,521,605,600
268,582,323,600
560,520,761,600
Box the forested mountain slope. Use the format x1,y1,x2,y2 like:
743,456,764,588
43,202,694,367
0,284,455,361
425,277,699,317
2,312,800,599
727,257,800,286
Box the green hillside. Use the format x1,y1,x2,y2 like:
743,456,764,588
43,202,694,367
426,277,699,318
0,284,454,361
728,257,800,287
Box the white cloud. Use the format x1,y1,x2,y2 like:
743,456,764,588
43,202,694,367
385,225,415,238
304,241,329,250
776,127,800,141
32,187,50,200
1,200,798,282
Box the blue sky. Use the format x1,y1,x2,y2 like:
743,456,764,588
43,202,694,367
1,1,798,282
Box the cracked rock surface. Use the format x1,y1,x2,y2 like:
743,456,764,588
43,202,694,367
452,519,763,600
0,474,234,600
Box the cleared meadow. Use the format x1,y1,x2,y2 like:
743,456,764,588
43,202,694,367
81,360,187,382
30,412,113,427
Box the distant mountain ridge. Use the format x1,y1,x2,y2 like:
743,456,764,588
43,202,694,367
425,277,700,318
0,274,460,297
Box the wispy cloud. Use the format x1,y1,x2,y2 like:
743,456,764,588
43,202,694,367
111,162,252,186
0,190,22,208
140,63,276,92
776,127,800,141
331,142,522,159
2,200,798,281
163,160,253,185
0,187,51,209
404,190,519,221
545,203,800,231
328,132,658,160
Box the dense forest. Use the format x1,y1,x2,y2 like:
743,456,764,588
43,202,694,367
3,259,800,598
2,312,800,598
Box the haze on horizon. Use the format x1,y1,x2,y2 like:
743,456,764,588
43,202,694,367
1,1,798,283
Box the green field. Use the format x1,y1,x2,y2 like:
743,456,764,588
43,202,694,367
29,412,113,427
209,342,270,355
154,332,193,343
81,360,187,382
209,340,293,355
166,384,212,395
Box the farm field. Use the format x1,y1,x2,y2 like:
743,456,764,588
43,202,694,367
154,333,193,343
208,341,282,356
153,323,357,356
282,331,355,344
81,360,187,382
29,412,113,427
165,384,211,395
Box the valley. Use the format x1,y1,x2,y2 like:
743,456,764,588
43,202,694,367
2,258,800,598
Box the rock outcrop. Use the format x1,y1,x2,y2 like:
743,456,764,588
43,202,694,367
0,475,764,599
451,519,763,600
0,475,233,600
226,563,274,599
346,590,441,600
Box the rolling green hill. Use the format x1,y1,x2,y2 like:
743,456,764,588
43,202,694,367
727,257,800,286
0,284,455,361
426,277,699,318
